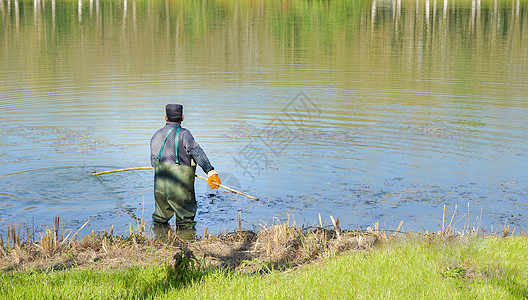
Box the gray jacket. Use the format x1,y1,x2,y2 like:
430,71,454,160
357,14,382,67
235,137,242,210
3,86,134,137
150,122,214,174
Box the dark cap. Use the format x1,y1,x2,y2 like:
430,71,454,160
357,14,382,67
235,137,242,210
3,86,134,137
166,104,183,121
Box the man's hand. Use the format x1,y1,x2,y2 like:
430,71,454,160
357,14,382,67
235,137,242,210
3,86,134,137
207,170,221,189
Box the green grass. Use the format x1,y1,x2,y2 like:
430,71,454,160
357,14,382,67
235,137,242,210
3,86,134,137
2,235,527,299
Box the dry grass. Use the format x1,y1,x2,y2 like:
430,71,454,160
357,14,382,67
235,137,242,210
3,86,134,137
194,224,377,273
2,205,501,274
0,218,379,274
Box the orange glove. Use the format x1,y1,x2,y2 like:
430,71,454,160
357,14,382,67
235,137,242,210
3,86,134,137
208,173,221,189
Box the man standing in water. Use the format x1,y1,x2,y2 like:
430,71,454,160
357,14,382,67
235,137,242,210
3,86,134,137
150,104,221,230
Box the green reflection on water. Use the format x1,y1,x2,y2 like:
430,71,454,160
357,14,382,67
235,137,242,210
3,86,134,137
1,0,527,103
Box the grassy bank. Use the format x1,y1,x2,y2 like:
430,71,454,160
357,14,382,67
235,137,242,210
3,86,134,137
2,231,527,299
181,236,528,299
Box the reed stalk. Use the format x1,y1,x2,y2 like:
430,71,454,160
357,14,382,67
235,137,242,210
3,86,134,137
330,215,340,240
102,237,109,254
447,204,457,233
53,217,59,247
238,211,242,232
503,225,510,237
141,190,145,232
17,222,21,246
9,222,19,247
394,221,404,236
442,204,446,234
62,216,93,246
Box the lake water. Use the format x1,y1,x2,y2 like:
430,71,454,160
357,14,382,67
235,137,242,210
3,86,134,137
1,0,527,240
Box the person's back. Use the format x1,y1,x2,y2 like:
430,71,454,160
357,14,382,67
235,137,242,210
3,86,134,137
150,104,221,229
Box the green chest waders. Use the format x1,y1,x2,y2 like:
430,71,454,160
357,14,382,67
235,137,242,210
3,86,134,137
153,126,197,228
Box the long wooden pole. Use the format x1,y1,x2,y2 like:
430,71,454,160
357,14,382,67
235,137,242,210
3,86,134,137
92,167,154,176
91,167,258,200
194,174,257,200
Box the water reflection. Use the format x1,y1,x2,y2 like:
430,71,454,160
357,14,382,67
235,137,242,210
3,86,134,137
0,0,527,240
2,1,527,70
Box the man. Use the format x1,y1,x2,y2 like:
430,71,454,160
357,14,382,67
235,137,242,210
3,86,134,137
150,104,221,229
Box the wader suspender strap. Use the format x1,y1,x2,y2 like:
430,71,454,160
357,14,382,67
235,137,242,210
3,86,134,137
157,126,181,164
